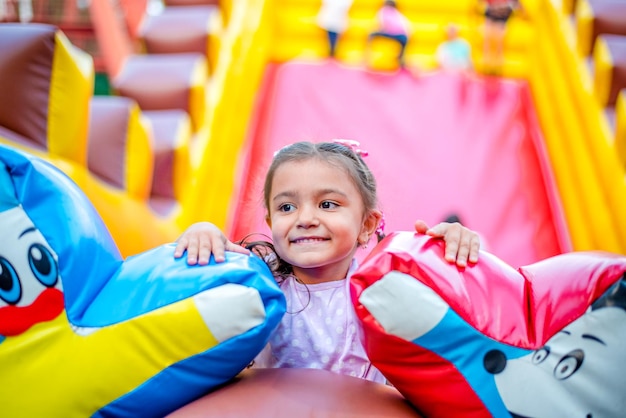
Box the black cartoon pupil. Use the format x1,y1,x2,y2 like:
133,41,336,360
0,260,13,291
30,245,51,276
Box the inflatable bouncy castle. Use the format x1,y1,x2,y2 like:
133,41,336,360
1,0,626,416
1,0,625,260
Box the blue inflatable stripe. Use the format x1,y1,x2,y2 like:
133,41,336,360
414,308,531,416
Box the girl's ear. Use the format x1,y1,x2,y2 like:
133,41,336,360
360,210,383,244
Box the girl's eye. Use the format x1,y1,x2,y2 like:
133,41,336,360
278,203,295,213
321,201,338,209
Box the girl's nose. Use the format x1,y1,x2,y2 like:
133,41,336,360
296,205,319,228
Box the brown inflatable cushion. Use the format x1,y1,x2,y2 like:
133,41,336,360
87,96,134,190
112,53,207,132
591,0,626,47
605,35,626,106
0,23,54,150
139,5,219,58
167,368,424,418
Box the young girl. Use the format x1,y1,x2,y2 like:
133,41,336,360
174,140,480,383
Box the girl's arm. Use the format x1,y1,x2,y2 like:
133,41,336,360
174,222,250,265
414,220,480,268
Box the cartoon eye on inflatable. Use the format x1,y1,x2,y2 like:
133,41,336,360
532,347,550,364
554,349,583,380
28,243,58,287
0,257,21,305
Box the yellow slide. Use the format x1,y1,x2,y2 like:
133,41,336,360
212,0,626,254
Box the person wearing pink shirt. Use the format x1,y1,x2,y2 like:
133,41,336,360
366,0,410,68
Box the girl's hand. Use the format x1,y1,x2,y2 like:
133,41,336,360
173,222,250,265
414,219,480,267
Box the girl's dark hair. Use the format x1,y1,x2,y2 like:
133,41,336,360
591,273,626,311
238,141,380,278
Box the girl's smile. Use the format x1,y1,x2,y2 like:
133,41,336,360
290,236,330,244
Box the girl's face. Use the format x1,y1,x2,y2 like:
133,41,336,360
266,158,379,284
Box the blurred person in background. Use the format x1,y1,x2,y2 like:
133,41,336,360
365,0,410,68
481,0,523,74
435,23,473,73
317,0,354,58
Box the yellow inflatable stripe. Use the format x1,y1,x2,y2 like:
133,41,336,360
593,36,613,107
184,0,272,229
173,117,193,202
0,299,218,417
189,58,209,133
575,0,593,57
48,30,93,165
561,0,576,15
616,90,626,169
532,3,626,252
207,9,224,74
125,103,154,200
530,15,606,251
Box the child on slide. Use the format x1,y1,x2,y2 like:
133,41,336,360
365,0,410,68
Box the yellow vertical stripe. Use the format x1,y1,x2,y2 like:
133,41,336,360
48,31,93,165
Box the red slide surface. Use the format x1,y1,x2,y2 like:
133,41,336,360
231,61,571,267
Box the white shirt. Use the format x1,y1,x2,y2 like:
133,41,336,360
317,0,353,33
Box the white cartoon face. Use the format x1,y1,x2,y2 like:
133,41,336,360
0,206,62,337
493,307,626,418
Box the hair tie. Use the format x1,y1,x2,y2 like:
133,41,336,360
332,139,369,158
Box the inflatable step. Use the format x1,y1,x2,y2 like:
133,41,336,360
111,53,208,133
137,5,222,73
87,96,154,200
593,34,626,107
576,0,626,57
0,23,93,164
143,109,193,215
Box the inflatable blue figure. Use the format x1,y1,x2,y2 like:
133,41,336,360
0,144,286,417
